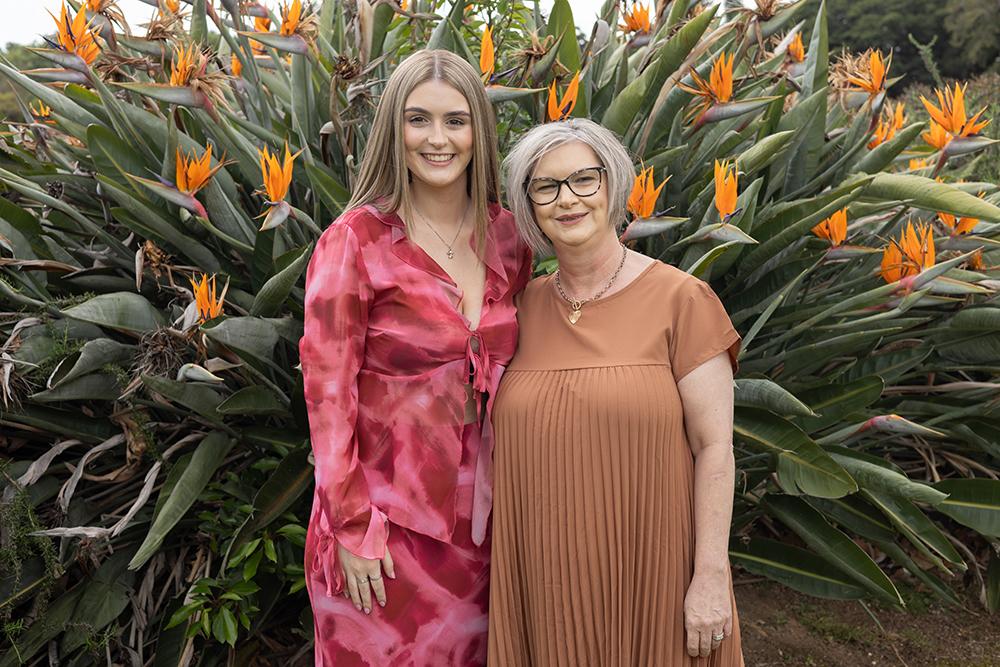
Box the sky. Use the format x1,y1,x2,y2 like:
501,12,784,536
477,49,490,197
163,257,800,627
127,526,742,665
1,0,609,47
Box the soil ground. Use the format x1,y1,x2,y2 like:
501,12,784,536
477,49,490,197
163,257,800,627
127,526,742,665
735,578,1000,667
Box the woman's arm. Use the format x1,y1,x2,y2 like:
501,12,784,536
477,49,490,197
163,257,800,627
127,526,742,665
677,352,736,658
301,221,390,612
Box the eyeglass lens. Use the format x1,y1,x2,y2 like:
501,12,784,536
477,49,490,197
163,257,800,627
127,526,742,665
528,168,603,204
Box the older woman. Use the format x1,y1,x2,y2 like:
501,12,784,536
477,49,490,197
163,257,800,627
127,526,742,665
488,119,744,666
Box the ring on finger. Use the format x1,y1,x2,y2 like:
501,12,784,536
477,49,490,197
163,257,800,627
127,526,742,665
369,573,382,581
712,632,725,642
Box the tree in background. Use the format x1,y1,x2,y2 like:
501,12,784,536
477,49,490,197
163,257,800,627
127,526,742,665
827,0,997,86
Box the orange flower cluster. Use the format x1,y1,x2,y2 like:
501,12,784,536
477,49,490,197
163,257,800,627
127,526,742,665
847,49,890,97
258,143,300,203
627,165,669,219
937,192,984,236
252,14,272,54
880,222,935,284
546,72,580,122
920,83,991,151
189,273,225,323
176,144,225,195
714,159,738,222
678,52,734,121
787,33,805,63
868,102,906,149
812,208,847,247
170,43,201,86
480,25,494,81
620,2,651,35
280,0,303,37
49,2,101,65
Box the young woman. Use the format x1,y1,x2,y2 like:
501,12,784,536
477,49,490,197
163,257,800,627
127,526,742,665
299,50,531,666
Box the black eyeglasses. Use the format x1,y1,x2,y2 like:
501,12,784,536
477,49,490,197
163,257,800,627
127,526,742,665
525,166,606,205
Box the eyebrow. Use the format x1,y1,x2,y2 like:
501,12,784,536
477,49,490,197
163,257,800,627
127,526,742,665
404,107,471,117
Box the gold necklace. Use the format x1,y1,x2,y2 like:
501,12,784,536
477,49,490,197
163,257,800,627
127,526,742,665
554,244,628,324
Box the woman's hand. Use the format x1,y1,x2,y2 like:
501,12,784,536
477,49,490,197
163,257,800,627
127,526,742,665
338,542,396,614
683,569,733,658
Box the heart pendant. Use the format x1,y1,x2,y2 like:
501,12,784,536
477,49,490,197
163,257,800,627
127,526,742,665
568,309,581,325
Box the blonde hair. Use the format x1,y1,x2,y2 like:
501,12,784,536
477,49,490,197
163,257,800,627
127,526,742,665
347,50,500,251
503,119,635,256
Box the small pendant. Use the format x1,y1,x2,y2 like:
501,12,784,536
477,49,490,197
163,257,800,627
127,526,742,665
568,309,581,325
447,248,455,259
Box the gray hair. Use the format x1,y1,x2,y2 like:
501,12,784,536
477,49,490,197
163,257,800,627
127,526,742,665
503,118,635,256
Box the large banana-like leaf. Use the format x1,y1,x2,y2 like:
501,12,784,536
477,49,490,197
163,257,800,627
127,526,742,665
733,379,816,417
729,537,866,599
734,408,857,497
61,292,167,333
933,479,1000,537
129,431,234,570
762,494,903,605
865,174,1000,222
250,244,313,317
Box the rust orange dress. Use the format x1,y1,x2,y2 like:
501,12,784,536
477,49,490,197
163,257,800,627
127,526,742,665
488,260,745,666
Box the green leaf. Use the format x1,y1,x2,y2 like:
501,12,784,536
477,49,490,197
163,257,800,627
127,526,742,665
30,373,120,403
762,494,903,605
865,174,1000,222
733,379,816,417
0,62,100,128
854,123,925,174
862,490,964,567
212,606,238,646
142,374,224,419
602,5,717,134
933,479,1000,537
251,244,312,317
734,408,857,497
62,292,167,333
738,130,795,176
48,338,134,388
217,385,288,415
129,431,234,570
828,451,946,505
795,376,884,433
202,316,280,361
231,447,312,553
729,537,866,599
304,163,349,218
546,0,585,115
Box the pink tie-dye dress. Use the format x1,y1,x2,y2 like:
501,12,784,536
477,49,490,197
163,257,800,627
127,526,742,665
299,202,531,666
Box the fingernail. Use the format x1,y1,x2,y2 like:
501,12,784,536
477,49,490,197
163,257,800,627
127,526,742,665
355,604,361,611
379,600,385,607
364,607,370,614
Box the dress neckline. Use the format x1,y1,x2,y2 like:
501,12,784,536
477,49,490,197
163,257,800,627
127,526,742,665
549,260,659,311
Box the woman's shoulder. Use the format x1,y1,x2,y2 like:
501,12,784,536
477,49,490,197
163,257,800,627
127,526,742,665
323,204,394,245
645,260,718,300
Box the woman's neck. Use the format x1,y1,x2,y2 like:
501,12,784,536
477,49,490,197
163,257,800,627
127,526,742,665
409,177,471,232
554,230,625,299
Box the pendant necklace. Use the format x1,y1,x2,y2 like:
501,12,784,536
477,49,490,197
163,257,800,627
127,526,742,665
554,244,628,325
412,200,469,260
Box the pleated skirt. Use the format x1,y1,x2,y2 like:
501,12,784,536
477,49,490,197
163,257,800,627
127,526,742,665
487,366,744,666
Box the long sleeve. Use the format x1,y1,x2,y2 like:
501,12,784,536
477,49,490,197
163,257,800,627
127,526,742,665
301,221,387,593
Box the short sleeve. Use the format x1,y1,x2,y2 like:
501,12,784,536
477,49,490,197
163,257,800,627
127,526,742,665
668,277,741,382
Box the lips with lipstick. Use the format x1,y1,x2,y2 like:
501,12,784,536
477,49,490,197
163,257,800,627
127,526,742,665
555,211,588,226
421,153,456,165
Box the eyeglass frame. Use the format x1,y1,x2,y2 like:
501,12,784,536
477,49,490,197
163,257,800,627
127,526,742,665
523,166,607,206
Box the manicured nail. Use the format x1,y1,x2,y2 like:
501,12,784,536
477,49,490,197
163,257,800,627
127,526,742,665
379,600,385,607
364,607,370,614
355,604,361,611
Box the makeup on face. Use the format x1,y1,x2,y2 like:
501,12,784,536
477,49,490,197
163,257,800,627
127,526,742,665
403,80,474,191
